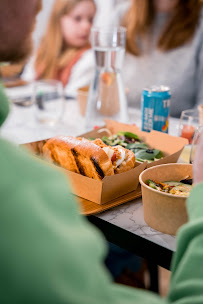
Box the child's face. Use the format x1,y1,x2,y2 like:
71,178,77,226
60,1,96,48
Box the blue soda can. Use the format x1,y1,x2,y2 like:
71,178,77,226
141,85,171,133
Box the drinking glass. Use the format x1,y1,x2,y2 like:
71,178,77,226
189,125,203,164
198,104,203,125
179,109,200,144
32,79,64,125
85,27,128,131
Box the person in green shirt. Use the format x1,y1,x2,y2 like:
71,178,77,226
1,1,203,303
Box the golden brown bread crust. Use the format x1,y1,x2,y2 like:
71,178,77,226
42,136,114,180
72,140,114,179
42,136,81,173
42,136,135,179
92,138,107,148
114,147,135,174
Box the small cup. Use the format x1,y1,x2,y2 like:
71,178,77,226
77,86,89,116
189,125,203,164
179,109,200,144
32,79,64,126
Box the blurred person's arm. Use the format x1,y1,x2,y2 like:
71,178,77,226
167,186,203,303
167,131,203,303
0,132,163,304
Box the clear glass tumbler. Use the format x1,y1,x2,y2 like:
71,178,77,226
32,79,64,126
189,125,203,164
85,27,128,131
179,109,200,144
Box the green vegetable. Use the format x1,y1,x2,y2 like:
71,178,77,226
102,130,163,163
133,148,163,161
146,179,157,189
102,135,124,146
153,150,163,159
126,142,148,150
146,180,192,196
117,131,140,141
134,158,145,163
102,136,113,145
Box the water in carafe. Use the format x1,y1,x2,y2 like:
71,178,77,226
85,27,128,131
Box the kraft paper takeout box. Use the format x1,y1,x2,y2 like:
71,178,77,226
23,119,187,205
139,163,192,235
24,138,147,205
64,161,146,204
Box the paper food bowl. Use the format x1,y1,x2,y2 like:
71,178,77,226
77,86,89,116
139,163,192,235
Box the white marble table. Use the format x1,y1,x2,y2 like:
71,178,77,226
1,91,180,269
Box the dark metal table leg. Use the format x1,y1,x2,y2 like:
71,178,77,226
148,262,159,293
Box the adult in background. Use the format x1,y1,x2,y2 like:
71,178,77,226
115,0,203,117
2,1,203,303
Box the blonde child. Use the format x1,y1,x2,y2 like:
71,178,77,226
24,0,96,97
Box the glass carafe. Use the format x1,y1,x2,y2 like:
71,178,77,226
85,27,128,131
